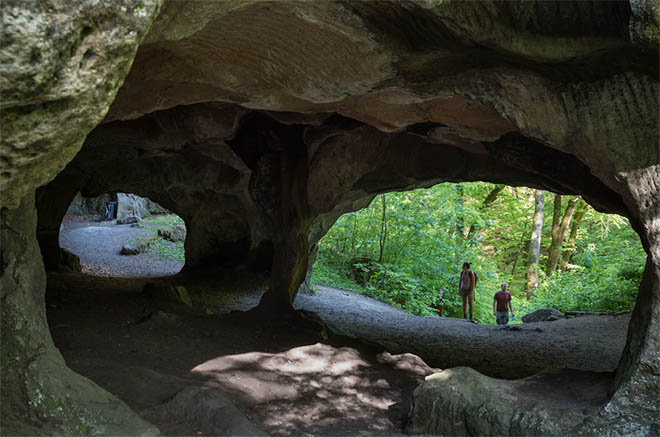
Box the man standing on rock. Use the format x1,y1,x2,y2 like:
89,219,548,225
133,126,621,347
493,283,514,325
458,262,476,321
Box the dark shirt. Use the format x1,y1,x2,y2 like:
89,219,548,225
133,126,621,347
494,291,511,312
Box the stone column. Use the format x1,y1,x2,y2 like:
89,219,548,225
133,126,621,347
580,166,660,433
255,129,311,313
0,194,158,435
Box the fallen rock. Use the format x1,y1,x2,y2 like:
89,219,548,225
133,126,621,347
68,360,262,436
522,309,566,323
59,247,82,272
148,386,267,436
116,216,139,225
158,225,186,242
117,193,166,219
175,286,193,308
407,367,612,436
143,283,193,308
121,237,153,255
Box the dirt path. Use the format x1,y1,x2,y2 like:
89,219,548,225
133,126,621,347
295,286,629,378
50,221,630,435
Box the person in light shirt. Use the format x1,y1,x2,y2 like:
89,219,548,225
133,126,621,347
458,262,476,321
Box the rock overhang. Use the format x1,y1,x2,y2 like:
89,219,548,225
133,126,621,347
2,1,659,434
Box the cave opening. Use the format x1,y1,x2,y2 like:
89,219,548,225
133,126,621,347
51,192,186,278
2,1,658,435
28,102,654,435
310,181,645,324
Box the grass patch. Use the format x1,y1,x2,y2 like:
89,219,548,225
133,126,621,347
148,235,185,262
140,214,184,228
130,214,187,261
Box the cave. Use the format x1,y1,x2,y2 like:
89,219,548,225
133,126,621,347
1,1,658,435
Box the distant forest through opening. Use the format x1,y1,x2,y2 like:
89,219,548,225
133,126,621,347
312,182,644,324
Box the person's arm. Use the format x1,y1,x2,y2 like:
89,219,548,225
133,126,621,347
493,296,497,316
508,297,514,317
470,271,476,291
458,274,461,294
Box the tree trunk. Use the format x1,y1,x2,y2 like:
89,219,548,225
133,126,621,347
456,184,465,237
378,194,387,263
526,190,544,296
546,196,579,276
560,199,588,270
511,218,530,274
467,184,505,240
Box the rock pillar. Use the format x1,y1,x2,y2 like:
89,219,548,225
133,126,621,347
255,128,311,313
580,166,660,433
0,194,158,435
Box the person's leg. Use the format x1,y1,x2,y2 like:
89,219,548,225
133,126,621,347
468,292,474,320
468,293,474,320
461,295,467,318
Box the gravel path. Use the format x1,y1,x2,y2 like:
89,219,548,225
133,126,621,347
60,219,184,277
295,286,629,378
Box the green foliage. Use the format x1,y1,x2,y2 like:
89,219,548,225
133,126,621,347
130,214,186,261
148,235,185,262
518,216,644,314
312,182,645,324
140,214,184,228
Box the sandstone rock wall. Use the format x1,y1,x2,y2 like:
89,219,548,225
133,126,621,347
2,0,659,434
0,0,163,434
0,195,158,435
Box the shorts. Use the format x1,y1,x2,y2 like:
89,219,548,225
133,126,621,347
496,311,509,325
459,287,472,297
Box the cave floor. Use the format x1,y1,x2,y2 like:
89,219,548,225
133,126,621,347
46,273,433,436
46,270,628,436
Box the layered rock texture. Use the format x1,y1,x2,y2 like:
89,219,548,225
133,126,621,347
1,0,163,434
1,0,659,434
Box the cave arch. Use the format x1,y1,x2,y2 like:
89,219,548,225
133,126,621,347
49,192,186,277
29,99,658,434
2,1,658,434
310,182,644,321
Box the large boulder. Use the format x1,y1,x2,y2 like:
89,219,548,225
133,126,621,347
117,193,166,220
121,236,155,255
407,367,614,436
65,192,116,218
522,309,567,323
0,0,164,208
158,224,186,243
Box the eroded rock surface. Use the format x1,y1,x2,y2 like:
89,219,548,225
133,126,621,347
2,0,659,434
408,367,614,435
0,0,163,434
0,195,158,435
